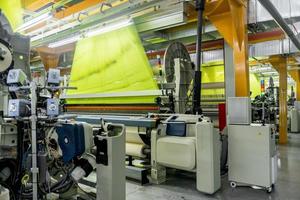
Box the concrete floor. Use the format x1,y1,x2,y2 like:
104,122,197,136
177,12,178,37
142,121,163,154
126,134,300,200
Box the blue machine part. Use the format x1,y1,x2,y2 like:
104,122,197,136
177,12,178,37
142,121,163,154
166,121,186,137
56,123,85,163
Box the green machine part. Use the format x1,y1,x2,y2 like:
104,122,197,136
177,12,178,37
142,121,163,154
0,0,23,30
67,24,158,105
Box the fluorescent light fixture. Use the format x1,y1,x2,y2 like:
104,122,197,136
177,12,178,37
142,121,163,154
250,65,273,73
260,71,278,75
86,19,133,38
48,18,133,48
16,12,52,32
31,21,80,42
48,35,81,48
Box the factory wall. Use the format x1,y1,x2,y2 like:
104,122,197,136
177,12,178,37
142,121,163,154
201,64,261,99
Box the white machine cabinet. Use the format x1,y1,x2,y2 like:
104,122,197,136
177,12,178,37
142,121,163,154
228,124,277,192
151,118,221,194
95,124,126,200
290,101,300,133
196,122,221,194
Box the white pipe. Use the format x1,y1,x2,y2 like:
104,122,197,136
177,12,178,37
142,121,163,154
30,82,38,200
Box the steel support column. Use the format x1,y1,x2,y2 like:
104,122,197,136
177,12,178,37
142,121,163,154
270,56,288,144
206,0,249,97
224,41,235,116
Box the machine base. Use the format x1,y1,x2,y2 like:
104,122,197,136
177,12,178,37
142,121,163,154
126,165,150,185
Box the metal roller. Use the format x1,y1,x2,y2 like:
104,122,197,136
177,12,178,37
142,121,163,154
0,39,13,73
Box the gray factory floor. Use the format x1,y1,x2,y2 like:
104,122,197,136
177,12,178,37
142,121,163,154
126,134,300,200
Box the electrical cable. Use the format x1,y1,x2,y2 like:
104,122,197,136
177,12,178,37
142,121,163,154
74,182,96,200
51,178,73,192
52,180,74,194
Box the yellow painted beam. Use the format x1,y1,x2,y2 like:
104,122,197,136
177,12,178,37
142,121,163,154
23,0,55,11
205,0,249,97
270,55,288,144
39,52,59,71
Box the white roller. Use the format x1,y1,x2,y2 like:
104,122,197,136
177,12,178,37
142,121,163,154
0,41,12,72
126,127,144,144
126,143,146,158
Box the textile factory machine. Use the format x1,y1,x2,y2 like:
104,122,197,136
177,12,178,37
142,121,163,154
287,86,300,133
0,10,223,200
63,0,279,194
251,77,279,125
76,113,221,194
68,35,222,194
0,13,126,200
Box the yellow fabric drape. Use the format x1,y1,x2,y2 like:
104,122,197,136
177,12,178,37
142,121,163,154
67,25,158,105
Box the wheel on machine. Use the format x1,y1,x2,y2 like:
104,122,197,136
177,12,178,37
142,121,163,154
266,187,272,193
230,182,237,188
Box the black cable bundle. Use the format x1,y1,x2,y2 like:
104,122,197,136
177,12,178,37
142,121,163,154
0,159,18,200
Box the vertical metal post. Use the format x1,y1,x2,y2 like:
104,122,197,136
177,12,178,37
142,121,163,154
270,56,288,144
278,65,288,144
192,0,205,114
206,0,249,97
224,42,235,117
30,82,38,200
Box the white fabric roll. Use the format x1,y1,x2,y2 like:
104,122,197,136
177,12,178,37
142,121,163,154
126,143,146,158
126,127,144,144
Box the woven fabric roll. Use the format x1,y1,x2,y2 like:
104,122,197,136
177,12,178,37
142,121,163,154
126,143,146,158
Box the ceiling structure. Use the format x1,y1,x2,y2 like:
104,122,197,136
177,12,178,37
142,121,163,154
18,0,300,82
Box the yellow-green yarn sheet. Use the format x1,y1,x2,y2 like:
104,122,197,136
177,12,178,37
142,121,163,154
67,25,158,105
0,0,23,30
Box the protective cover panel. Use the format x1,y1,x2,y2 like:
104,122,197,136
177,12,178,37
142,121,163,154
157,136,196,171
67,25,158,104
56,124,85,163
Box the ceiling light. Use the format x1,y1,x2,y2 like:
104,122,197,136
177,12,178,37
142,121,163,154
31,21,80,42
86,19,133,38
16,12,53,32
260,71,278,75
48,18,133,48
48,35,82,48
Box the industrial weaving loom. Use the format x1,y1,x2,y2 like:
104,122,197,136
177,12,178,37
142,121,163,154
65,22,160,112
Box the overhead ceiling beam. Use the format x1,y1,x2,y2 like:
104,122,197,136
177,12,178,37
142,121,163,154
54,0,105,19
24,0,55,11
35,43,75,54
146,29,284,59
258,0,300,51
